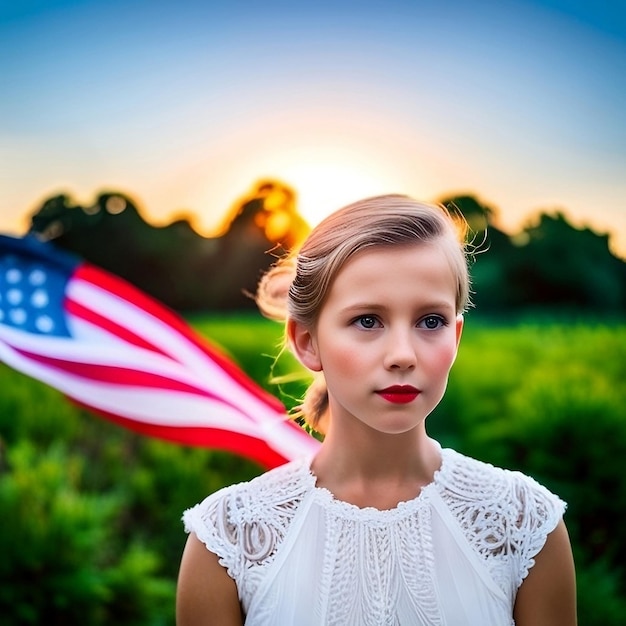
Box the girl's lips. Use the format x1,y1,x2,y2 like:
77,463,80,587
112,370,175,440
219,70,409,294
376,385,421,404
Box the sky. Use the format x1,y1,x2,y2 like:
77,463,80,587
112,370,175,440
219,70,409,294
1,0,625,257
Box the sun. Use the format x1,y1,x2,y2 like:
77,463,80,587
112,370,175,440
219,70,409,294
191,124,431,239
256,144,411,228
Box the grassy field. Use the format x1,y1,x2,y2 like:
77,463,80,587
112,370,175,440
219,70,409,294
1,313,625,624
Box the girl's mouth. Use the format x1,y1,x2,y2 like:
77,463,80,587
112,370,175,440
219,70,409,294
375,385,420,404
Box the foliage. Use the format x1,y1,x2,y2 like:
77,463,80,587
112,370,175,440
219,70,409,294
574,559,626,625
439,195,626,313
0,441,173,625
0,313,625,624
506,212,626,311
27,181,308,312
25,188,626,314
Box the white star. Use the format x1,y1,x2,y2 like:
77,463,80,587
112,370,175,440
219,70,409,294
31,289,49,308
9,308,27,325
7,289,23,305
35,315,54,333
29,269,47,286
6,268,22,284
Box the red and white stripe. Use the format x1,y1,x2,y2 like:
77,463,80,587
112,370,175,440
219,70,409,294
0,263,319,468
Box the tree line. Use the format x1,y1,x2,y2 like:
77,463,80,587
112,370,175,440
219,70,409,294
26,182,626,315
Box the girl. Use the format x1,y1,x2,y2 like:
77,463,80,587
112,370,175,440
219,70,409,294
177,195,576,625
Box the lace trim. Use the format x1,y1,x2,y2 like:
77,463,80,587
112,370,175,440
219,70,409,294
307,450,444,521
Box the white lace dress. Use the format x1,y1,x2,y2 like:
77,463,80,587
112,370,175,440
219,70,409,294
183,447,565,625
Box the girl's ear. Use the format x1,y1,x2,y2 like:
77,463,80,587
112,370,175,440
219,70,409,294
455,314,464,347
450,314,464,364
287,319,322,372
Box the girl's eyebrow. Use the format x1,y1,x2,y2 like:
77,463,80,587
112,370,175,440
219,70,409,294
340,301,456,314
340,303,385,312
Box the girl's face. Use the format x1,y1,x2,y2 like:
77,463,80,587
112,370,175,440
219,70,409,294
291,242,463,437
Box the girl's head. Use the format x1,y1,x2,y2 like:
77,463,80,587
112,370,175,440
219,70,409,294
256,194,471,431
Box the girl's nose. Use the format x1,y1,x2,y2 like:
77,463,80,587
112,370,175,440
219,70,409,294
383,329,417,370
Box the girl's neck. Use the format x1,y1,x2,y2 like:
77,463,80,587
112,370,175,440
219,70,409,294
310,424,441,509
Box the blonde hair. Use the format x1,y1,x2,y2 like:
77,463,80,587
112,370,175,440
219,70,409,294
256,194,471,432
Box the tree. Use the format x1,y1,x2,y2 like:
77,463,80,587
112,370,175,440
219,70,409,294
438,193,497,235
438,194,626,314
27,181,310,312
510,212,626,311
439,194,517,312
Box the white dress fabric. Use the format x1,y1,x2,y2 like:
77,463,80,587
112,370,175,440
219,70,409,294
183,447,565,625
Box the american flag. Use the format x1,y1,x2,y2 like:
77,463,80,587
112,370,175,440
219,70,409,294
0,234,319,468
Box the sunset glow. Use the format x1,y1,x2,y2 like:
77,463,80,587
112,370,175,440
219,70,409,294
245,147,411,228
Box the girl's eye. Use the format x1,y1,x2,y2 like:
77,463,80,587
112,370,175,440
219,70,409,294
420,315,445,330
355,315,380,329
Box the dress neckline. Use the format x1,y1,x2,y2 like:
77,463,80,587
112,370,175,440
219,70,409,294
302,444,449,519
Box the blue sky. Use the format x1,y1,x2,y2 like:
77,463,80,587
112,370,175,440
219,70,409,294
1,0,625,255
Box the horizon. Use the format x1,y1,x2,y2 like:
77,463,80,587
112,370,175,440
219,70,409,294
19,182,625,262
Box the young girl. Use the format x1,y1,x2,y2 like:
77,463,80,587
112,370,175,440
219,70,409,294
177,195,577,625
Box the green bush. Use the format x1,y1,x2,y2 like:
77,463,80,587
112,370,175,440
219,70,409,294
574,559,626,626
0,441,173,625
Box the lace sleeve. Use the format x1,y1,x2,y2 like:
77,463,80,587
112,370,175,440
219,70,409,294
181,459,311,600
507,471,567,588
182,486,245,581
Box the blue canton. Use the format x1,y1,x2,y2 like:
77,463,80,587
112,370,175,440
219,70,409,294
0,235,79,337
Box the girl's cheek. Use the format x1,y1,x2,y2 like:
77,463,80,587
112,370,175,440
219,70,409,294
431,344,459,371
334,346,362,371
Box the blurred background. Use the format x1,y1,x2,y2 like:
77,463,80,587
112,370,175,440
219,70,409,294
1,1,625,624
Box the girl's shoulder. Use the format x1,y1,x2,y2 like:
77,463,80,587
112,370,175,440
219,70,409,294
438,448,567,591
181,457,313,573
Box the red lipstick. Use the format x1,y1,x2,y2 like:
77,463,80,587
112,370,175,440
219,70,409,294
376,385,420,404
